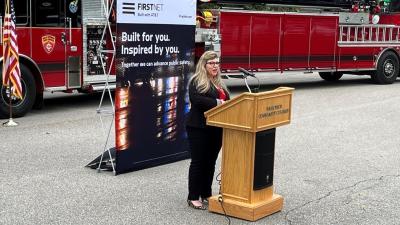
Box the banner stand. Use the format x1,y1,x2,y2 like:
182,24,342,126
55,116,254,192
86,0,116,175
87,0,196,175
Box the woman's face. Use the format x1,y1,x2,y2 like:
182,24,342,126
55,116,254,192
205,58,220,78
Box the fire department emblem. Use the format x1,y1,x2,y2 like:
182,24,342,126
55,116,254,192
42,35,56,54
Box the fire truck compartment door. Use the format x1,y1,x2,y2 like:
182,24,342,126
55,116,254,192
281,14,311,70
219,11,251,70
65,0,82,88
32,0,67,88
32,0,83,89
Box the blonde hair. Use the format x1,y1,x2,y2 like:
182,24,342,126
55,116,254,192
190,51,227,93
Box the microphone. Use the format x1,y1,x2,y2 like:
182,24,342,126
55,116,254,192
238,67,260,93
238,67,256,78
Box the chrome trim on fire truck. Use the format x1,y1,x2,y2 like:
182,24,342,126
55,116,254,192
339,12,369,24
248,4,344,12
91,83,116,91
336,68,374,72
82,20,111,83
307,18,312,69
82,0,106,19
338,44,400,47
85,76,116,84
67,17,72,44
67,56,81,88
219,9,338,17
45,86,67,92
338,24,400,46
195,28,219,43
278,17,282,69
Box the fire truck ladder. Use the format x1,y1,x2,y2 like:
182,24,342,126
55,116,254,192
95,0,116,175
338,24,400,47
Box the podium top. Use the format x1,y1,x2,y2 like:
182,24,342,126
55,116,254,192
204,87,294,132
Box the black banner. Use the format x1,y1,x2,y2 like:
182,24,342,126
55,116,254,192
115,23,195,174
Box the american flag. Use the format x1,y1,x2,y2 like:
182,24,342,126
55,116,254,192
2,0,22,99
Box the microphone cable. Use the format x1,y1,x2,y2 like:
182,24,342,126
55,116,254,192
219,195,231,225
252,75,261,93
215,172,232,225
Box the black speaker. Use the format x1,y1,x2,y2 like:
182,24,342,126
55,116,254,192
253,128,276,190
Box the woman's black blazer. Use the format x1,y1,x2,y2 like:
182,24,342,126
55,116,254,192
186,80,230,128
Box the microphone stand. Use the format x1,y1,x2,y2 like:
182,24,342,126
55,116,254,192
238,67,260,93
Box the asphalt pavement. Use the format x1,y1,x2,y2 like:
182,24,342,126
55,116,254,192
1,73,400,225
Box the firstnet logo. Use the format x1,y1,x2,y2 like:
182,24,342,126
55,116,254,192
137,3,164,11
135,3,164,18
122,2,135,15
122,2,164,16
121,2,164,18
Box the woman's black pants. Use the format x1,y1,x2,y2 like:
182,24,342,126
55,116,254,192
186,126,222,201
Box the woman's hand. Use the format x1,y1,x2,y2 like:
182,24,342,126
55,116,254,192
217,99,225,105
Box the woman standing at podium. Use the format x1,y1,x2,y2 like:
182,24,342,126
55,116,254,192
186,51,230,210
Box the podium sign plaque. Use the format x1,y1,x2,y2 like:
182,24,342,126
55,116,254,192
204,87,294,221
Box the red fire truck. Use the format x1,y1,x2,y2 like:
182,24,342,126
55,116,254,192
2,0,400,118
196,0,400,85
0,0,115,118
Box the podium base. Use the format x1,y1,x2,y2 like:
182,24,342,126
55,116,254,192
208,194,283,221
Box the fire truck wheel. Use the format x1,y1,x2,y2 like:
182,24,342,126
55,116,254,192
0,65,36,118
319,72,343,81
372,51,399,84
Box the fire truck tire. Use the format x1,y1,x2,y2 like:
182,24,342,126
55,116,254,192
319,72,343,81
372,51,399,84
0,65,36,118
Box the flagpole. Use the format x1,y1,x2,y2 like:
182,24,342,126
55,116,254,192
3,80,18,126
2,0,19,127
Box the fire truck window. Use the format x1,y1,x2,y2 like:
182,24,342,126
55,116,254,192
0,0,28,25
15,0,28,25
33,0,63,27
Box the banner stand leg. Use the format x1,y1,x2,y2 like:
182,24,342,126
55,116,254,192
86,146,116,174
96,111,116,175
86,109,116,175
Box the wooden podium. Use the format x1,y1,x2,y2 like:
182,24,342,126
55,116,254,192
204,87,294,221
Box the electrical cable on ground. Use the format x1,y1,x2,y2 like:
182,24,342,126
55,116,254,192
219,195,231,225
216,171,231,225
